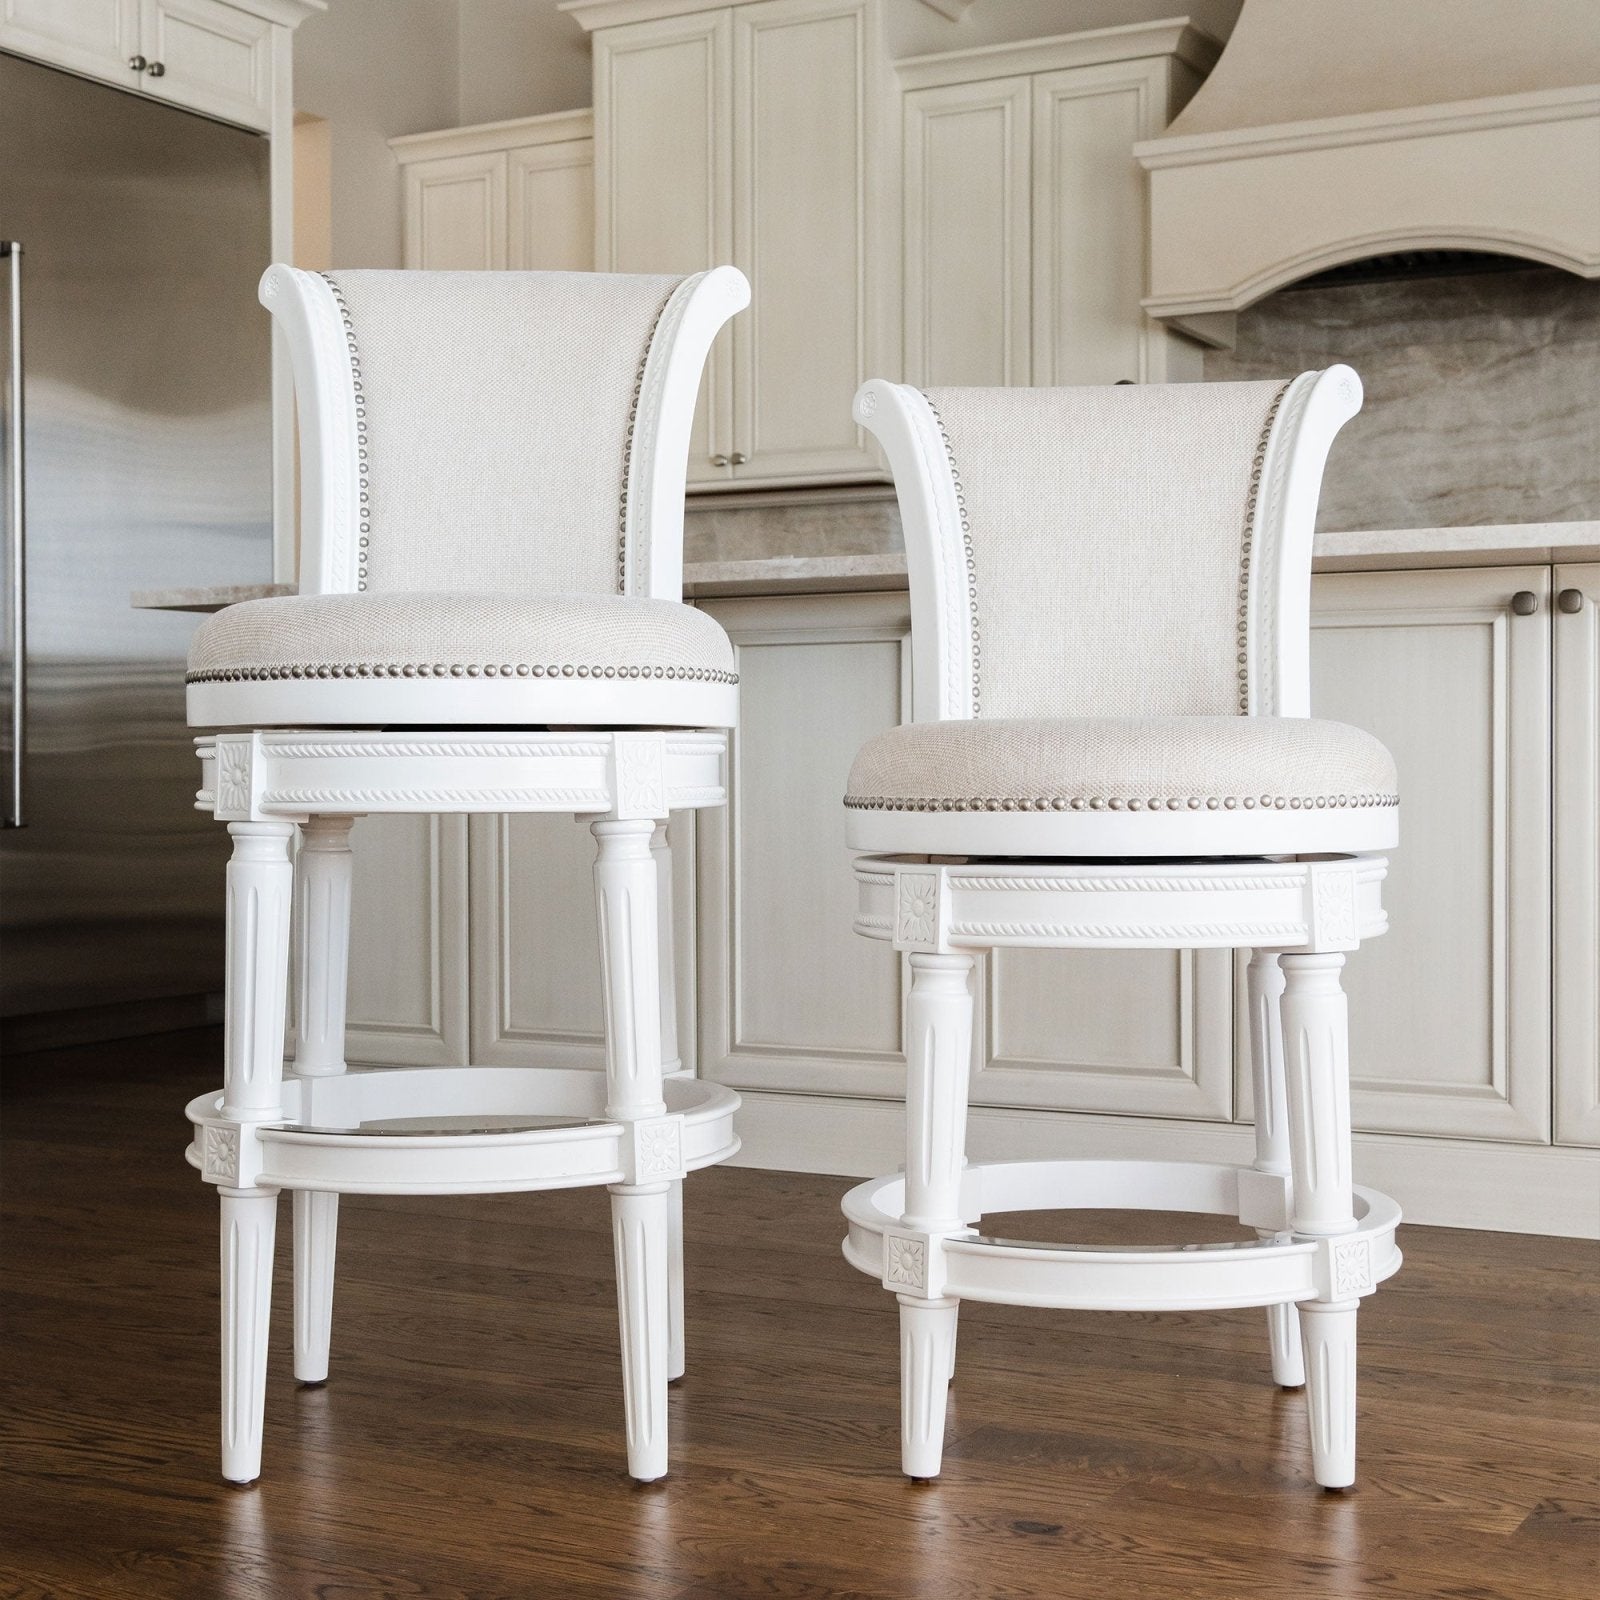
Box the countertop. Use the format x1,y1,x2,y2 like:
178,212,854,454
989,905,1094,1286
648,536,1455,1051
132,520,1599,611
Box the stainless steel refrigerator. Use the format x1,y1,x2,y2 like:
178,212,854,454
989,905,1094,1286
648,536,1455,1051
1,52,273,1042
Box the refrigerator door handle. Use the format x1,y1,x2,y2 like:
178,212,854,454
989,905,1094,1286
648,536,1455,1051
2,241,22,828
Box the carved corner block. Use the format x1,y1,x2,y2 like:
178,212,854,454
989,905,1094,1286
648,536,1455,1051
610,734,668,821
1315,1234,1376,1300
893,870,946,952
211,734,266,822
1305,861,1361,951
883,1231,928,1293
201,1124,241,1184
629,1115,685,1185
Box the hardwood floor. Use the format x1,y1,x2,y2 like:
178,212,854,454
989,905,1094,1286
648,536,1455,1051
2,1028,1596,1600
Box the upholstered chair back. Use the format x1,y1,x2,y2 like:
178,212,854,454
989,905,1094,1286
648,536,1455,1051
855,370,1361,722
260,265,749,601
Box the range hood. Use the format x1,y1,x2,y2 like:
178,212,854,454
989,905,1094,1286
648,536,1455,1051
1134,0,1600,342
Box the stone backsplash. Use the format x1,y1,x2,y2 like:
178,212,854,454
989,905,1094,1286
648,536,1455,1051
685,263,1600,561
1205,265,1600,533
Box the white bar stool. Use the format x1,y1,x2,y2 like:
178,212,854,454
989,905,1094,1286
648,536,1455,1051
840,368,1401,1491
182,264,749,1485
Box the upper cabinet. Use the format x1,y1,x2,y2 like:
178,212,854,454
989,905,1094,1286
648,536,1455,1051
899,23,1220,388
582,0,905,490
0,0,305,132
392,111,595,272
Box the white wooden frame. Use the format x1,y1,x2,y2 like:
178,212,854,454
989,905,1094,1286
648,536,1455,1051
185,266,750,1491
841,367,1399,1491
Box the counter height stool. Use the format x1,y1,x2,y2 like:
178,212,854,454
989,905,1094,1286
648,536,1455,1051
840,368,1401,1491
182,264,750,1485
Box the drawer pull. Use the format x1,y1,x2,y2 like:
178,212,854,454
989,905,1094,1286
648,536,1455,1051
1510,590,1538,616
146,60,166,77
129,54,147,70
1557,588,1584,615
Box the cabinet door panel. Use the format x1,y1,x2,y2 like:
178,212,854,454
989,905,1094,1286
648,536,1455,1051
1554,563,1600,1145
402,152,507,271
697,594,909,1093
733,0,875,481
595,10,733,483
974,947,1232,1117
468,810,696,1072
903,77,1031,388
1032,60,1158,387
1306,568,1551,1141
344,815,469,1067
509,143,594,272
0,0,139,89
140,0,272,131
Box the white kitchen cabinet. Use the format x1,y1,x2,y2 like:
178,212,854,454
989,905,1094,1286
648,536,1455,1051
1,0,290,131
587,0,901,489
693,591,1233,1119
392,111,595,273
1554,564,1600,1145
343,816,470,1068
465,810,697,1073
1306,567,1553,1143
901,24,1217,389
0,0,140,88
138,0,272,131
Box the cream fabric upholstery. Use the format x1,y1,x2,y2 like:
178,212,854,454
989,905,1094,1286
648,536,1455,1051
324,270,682,597
189,591,735,687
847,715,1395,819
922,382,1287,719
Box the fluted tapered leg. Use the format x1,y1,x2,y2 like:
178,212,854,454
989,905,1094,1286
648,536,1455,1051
594,818,671,1481
898,952,974,1481
220,1191,277,1485
218,821,294,1485
291,816,354,1385
1247,949,1304,1389
667,1178,685,1384
292,1191,338,1385
1280,951,1359,1488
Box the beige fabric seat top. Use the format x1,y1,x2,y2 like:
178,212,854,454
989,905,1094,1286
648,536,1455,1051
186,591,737,728
844,715,1398,855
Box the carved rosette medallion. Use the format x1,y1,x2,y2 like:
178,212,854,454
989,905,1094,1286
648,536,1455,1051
885,1235,927,1292
202,1125,240,1184
895,873,940,949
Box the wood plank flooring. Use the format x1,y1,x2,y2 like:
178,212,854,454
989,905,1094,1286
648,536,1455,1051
2,1027,1596,1599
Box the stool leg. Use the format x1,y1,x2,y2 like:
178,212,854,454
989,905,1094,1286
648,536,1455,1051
594,818,670,1482
221,1191,278,1486
652,824,687,1385
291,816,355,1385
899,952,975,1481
1246,950,1304,1390
218,821,295,1485
1280,951,1359,1489
667,1178,686,1384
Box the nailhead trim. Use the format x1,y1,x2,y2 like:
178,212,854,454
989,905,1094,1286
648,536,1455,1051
843,791,1397,813
319,274,371,592
920,394,982,715
617,291,675,594
1237,382,1291,713
188,662,738,685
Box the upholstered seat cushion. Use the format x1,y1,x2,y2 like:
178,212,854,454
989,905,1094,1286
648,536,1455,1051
844,716,1398,857
186,591,738,729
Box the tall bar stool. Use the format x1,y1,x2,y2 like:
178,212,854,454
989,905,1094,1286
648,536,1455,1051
182,264,749,1485
839,369,1401,1490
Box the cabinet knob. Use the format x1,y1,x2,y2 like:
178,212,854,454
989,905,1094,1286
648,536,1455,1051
146,60,166,77
129,54,147,70
1510,590,1539,616
730,452,748,467
1557,587,1585,615
709,454,730,468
